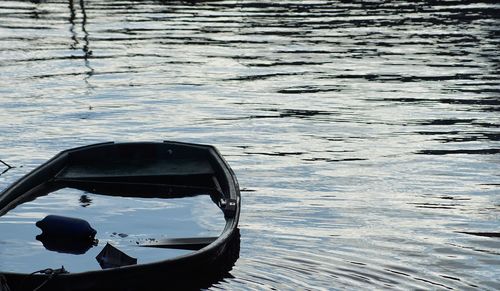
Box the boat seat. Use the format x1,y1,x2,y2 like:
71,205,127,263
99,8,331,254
56,158,214,180
54,158,220,198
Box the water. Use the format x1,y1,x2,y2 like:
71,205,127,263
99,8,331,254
0,187,224,272
0,0,499,289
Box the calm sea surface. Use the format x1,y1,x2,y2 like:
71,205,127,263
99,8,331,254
0,0,499,289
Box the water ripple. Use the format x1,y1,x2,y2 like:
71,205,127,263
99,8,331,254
1,0,499,289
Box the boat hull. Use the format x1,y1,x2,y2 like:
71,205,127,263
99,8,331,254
0,141,241,290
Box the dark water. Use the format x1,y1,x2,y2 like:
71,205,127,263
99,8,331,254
0,0,499,289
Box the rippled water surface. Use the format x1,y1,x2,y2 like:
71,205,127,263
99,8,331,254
1,0,499,289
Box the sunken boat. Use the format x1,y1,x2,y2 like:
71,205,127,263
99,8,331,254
0,141,241,290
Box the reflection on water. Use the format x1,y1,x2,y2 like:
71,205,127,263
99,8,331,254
79,194,92,207
0,0,499,290
68,0,94,84
0,187,226,273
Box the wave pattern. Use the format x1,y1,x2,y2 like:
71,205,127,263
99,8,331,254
0,0,499,290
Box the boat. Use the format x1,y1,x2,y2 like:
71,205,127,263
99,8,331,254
0,141,241,290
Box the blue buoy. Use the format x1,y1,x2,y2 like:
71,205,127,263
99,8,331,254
36,215,97,240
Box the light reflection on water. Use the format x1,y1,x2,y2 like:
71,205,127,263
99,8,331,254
0,0,499,289
0,188,224,273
